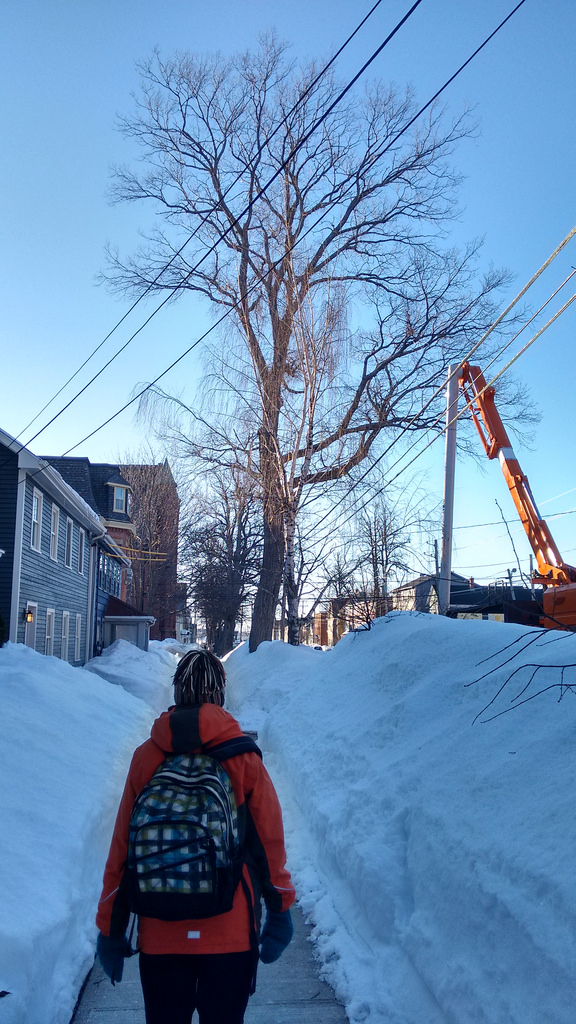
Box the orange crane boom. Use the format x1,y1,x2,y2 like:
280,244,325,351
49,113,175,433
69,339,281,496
458,363,576,628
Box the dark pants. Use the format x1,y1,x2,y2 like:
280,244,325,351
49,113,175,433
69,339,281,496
139,951,254,1024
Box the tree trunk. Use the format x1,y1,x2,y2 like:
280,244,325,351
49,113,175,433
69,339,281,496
286,590,300,645
284,506,300,646
249,510,284,650
214,615,235,657
249,428,285,651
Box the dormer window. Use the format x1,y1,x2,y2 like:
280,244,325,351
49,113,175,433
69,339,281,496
114,486,127,513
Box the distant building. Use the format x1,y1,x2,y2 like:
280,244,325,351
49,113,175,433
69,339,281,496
390,572,542,625
391,572,472,615
119,461,180,640
312,594,379,647
307,572,543,648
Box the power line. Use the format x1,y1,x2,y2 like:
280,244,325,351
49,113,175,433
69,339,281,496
454,508,576,531
15,0,389,443
300,264,575,525
302,283,575,567
4,0,531,553
239,252,576,570
308,226,576,536
1,2,430,512
328,287,576,573
382,287,576,488
468,266,576,386
55,0,529,458
12,0,420,458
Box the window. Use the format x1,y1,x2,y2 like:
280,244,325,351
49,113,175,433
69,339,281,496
50,505,59,561
74,613,82,661
61,611,70,661
31,489,43,551
65,518,73,568
114,486,127,513
45,608,55,656
98,549,122,597
78,529,85,574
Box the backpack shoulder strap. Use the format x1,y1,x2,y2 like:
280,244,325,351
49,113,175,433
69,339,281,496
206,735,263,762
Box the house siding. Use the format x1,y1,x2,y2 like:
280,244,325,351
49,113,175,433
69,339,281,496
18,478,91,662
3,442,157,661
0,449,18,641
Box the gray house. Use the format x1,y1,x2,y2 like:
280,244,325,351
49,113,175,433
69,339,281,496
0,429,149,662
0,428,106,660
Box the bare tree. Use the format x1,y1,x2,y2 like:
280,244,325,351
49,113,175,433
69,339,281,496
106,38,510,650
322,552,361,645
277,512,341,645
180,471,262,654
354,490,439,616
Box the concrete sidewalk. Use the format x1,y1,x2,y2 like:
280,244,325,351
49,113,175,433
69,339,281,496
71,906,348,1023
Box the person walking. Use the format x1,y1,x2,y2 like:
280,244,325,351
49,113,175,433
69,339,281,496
96,648,295,1024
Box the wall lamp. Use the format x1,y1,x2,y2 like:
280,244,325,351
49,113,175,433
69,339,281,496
24,608,34,623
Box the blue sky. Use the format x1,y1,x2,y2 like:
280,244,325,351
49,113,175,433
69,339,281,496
2,0,575,583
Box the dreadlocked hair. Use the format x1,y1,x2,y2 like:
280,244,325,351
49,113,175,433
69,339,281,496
173,649,226,707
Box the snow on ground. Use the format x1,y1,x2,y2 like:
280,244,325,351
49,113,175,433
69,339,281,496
0,639,176,1024
0,614,575,1024
226,613,576,1024
83,638,182,714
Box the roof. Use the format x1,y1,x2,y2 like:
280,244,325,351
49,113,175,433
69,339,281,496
41,457,99,512
393,572,476,594
104,595,155,622
42,458,132,523
449,584,540,612
88,463,132,522
0,429,103,534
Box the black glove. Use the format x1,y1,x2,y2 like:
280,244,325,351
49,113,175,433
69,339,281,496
96,931,132,985
259,909,294,963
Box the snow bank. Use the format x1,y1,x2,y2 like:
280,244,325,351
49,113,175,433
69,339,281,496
225,612,576,1024
0,641,176,1024
83,638,175,713
1,614,575,1024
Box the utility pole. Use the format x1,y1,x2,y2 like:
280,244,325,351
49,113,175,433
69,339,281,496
438,364,460,616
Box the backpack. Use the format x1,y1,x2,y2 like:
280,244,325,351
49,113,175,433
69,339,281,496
126,736,261,921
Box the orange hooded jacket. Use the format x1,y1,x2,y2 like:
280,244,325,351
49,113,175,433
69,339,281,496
96,703,295,955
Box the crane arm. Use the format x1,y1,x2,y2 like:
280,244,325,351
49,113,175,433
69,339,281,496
458,362,576,587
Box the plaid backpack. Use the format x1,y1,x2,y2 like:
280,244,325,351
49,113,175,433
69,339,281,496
126,736,260,921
